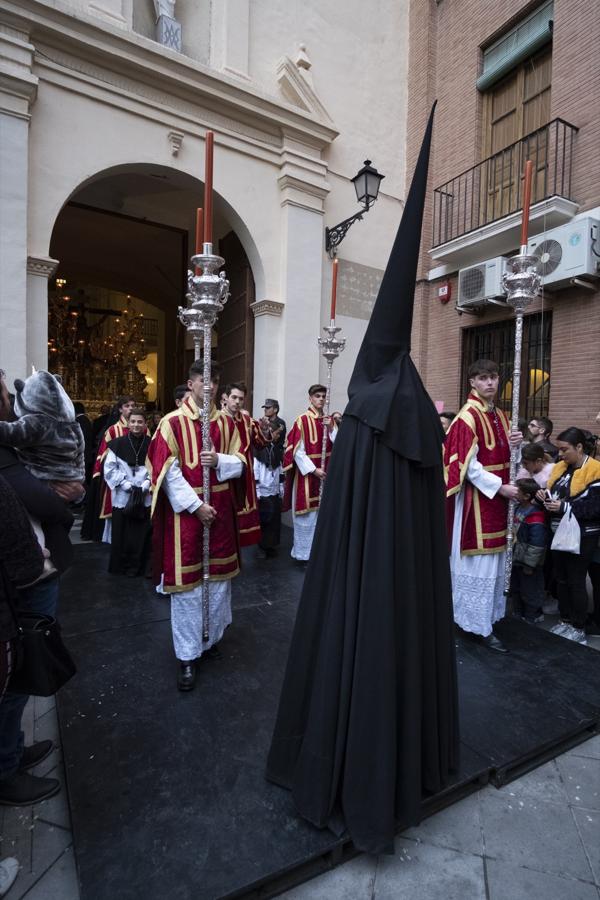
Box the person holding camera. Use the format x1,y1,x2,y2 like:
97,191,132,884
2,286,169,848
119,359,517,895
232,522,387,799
537,427,600,645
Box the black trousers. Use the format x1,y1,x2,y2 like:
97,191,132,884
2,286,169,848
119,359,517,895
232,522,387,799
258,495,281,551
109,507,151,576
510,565,544,620
552,534,598,629
588,559,600,626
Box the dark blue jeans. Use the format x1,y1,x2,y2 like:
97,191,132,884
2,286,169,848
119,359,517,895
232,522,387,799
0,576,59,780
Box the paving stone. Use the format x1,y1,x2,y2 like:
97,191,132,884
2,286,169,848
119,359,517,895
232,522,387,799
33,707,60,746
566,734,600,761
278,854,377,899
7,822,71,900
34,766,71,830
556,755,600,810
479,790,594,882
374,839,486,900
34,695,56,721
486,857,599,900
18,847,79,900
403,791,483,856
493,760,568,806
571,806,600,884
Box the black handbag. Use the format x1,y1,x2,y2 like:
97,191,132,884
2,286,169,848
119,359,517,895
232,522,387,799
10,612,77,697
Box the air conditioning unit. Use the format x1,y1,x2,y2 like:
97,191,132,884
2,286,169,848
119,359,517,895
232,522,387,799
527,218,600,290
457,257,508,308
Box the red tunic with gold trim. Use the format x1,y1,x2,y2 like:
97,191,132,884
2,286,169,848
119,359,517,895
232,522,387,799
146,397,245,593
231,410,266,546
444,391,510,555
282,409,334,515
92,417,129,520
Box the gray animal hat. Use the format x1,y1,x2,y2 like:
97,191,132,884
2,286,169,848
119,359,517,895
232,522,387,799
14,369,76,423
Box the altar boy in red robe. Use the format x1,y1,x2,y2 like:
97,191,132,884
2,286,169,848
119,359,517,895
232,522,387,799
146,360,245,691
283,384,337,562
444,359,520,652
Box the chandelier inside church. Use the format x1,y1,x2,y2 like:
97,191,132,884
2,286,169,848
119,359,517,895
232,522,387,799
48,280,149,410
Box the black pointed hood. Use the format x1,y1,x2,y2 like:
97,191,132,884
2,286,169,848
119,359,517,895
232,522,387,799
345,104,443,467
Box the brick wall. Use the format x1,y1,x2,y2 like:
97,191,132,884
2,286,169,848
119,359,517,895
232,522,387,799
408,0,600,433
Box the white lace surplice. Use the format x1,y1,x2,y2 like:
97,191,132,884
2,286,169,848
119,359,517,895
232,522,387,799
450,450,506,637
160,454,242,659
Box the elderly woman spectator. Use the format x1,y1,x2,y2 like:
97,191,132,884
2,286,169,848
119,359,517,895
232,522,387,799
538,427,600,645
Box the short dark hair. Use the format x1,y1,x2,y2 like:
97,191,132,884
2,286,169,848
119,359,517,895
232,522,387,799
515,477,539,499
73,401,85,415
308,384,327,396
521,443,546,462
225,382,247,396
468,359,498,379
533,416,553,437
188,359,221,382
173,384,189,402
117,395,135,410
128,407,147,420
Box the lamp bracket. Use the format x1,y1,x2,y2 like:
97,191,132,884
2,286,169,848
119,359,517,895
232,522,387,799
325,208,368,257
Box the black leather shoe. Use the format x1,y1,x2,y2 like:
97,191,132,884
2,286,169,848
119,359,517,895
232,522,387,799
481,633,509,653
0,772,60,806
177,660,196,691
19,740,54,771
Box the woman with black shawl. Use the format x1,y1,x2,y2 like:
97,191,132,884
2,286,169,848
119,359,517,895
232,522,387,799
104,409,151,577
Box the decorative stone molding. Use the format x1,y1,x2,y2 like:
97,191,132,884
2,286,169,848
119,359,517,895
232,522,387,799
250,299,284,318
167,128,184,156
278,173,329,213
27,255,59,278
276,52,333,125
0,24,38,118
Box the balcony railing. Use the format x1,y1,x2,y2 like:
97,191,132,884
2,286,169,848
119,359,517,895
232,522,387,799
432,118,578,248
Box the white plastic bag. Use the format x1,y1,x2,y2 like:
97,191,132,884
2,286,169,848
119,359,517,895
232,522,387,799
551,503,581,555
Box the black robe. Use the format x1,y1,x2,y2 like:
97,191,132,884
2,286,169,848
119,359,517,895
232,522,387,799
266,105,459,854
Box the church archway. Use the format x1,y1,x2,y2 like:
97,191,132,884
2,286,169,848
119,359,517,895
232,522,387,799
48,164,261,414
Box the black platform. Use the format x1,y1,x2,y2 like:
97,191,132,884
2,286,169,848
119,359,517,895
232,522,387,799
57,534,600,900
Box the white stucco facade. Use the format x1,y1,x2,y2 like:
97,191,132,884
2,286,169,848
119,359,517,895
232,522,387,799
0,0,408,418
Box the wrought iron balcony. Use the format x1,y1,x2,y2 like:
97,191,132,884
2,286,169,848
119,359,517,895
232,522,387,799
432,118,578,249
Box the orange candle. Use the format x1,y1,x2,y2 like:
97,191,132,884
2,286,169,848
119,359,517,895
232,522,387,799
520,159,533,249
194,208,203,275
195,207,204,254
204,131,214,245
330,258,339,322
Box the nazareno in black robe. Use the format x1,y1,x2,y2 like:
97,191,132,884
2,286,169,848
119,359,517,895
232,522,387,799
266,105,460,855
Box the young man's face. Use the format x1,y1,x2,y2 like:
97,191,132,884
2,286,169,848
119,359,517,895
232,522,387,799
528,419,544,439
128,414,146,435
264,404,276,419
470,373,499,402
225,388,245,416
188,374,219,406
120,400,136,418
310,390,326,411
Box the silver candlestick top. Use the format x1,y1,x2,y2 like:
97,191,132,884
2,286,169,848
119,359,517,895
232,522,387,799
502,253,541,312
318,324,346,362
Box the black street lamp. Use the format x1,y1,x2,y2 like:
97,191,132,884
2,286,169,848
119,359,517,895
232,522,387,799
325,159,385,257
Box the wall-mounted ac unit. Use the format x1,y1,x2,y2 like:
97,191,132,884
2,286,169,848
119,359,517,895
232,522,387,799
457,257,508,308
527,218,600,290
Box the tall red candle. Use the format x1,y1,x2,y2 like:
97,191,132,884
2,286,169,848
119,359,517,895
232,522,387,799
195,207,204,254
204,131,214,246
330,258,339,322
520,159,533,249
